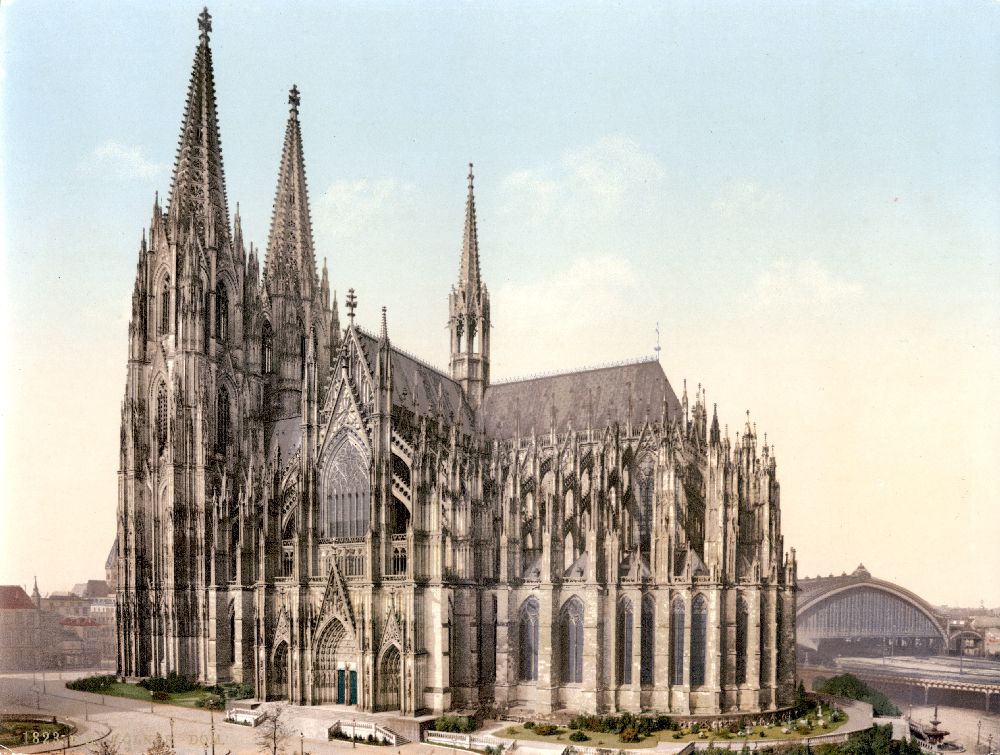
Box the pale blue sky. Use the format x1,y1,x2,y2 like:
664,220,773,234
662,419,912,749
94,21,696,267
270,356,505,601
2,1,998,606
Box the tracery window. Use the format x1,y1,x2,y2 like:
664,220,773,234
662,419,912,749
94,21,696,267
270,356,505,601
617,598,634,685
640,594,655,684
759,595,770,684
670,597,685,686
518,597,539,682
560,596,584,684
203,291,211,348
160,280,170,335
217,386,230,451
156,383,168,454
736,595,749,685
322,438,371,539
215,283,228,341
262,321,274,373
691,593,707,686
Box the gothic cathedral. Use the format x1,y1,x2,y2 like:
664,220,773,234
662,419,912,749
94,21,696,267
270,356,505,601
116,10,797,717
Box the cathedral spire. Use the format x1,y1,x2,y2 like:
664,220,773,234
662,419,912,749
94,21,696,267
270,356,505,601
264,84,318,299
449,164,491,409
167,7,230,247
459,163,481,295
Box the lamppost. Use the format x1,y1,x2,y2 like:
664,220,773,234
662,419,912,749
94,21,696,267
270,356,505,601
300,732,304,755
978,720,982,746
170,718,175,749
211,710,216,755
352,717,356,749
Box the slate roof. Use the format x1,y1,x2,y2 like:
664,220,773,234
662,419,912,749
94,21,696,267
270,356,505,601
356,331,475,432
0,585,37,610
480,357,682,440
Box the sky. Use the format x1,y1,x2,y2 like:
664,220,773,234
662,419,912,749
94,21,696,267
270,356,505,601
0,1,998,608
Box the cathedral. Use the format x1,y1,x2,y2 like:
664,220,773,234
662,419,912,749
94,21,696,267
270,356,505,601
115,9,797,718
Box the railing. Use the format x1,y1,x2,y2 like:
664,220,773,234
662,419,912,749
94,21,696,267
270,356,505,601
332,720,399,746
424,730,505,750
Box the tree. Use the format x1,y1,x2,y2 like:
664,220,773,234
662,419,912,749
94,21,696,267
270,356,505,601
146,732,173,755
90,736,123,755
255,704,292,755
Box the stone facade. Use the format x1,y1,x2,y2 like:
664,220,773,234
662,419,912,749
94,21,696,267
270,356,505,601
115,9,797,718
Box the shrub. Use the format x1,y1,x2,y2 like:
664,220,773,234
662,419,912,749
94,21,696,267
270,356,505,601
435,715,475,733
228,682,255,700
690,723,701,734
140,671,199,695
67,674,117,693
816,673,899,717
620,727,640,743
523,721,535,730
569,731,589,743
151,691,169,701
534,724,559,736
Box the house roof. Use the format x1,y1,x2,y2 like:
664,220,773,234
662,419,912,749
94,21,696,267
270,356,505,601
0,585,37,610
480,357,682,439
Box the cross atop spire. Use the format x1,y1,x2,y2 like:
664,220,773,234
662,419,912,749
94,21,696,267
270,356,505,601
289,84,300,113
346,288,357,323
198,7,212,41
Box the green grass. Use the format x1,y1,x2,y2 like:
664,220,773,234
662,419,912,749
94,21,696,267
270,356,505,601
501,712,848,748
0,718,73,748
69,680,223,708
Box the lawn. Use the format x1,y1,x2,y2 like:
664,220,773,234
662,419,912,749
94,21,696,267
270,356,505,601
67,677,241,710
0,718,74,748
500,712,848,748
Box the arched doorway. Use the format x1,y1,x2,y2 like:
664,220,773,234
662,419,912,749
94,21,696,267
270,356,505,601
377,645,401,711
313,619,359,705
271,642,289,700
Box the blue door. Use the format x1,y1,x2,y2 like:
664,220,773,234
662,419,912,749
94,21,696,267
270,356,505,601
336,669,345,704
349,670,358,705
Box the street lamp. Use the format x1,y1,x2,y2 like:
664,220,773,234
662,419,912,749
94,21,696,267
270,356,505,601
352,717,356,749
170,718,175,748
300,732,304,755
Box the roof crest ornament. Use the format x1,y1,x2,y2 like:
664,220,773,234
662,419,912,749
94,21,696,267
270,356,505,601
198,7,212,42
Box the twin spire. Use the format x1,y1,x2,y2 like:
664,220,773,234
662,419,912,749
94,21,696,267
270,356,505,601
263,83,317,298
168,8,479,319
170,8,318,299
167,7,230,247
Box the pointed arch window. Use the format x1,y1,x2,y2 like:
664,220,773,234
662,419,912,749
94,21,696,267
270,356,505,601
262,321,274,373
217,386,230,451
216,283,228,341
230,521,239,582
640,594,655,685
670,597,685,686
203,290,211,349
736,594,749,685
228,604,236,664
691,593,708,686
156,383,168,454
617,598,634,685
560,597,584,684
518,597,540,682
759,595,770,685
160,279,170,336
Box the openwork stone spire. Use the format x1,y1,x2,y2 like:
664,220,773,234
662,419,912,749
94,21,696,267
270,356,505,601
167,7,231,246
458,163,481,296
264,84,318,298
